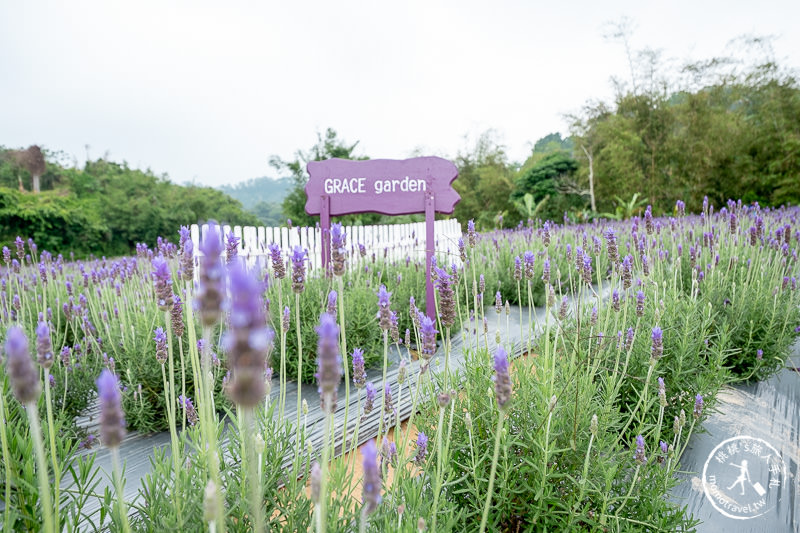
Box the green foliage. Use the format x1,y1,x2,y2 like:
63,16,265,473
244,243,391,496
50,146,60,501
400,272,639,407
570,39,800,215
0,150,259,257
511,151,582,222
451,131,517,230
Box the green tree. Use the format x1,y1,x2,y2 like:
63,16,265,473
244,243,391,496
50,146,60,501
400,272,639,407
451,130,517,228
272,128,378,227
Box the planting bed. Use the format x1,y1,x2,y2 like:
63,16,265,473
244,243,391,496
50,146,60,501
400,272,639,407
1,199,798,532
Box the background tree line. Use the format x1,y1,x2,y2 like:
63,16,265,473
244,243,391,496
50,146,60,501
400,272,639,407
0,152,258,257
278,37,798,228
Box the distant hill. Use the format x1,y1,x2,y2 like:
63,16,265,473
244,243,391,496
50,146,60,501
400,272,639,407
219,176,293,210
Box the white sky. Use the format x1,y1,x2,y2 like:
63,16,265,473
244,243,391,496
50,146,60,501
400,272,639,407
2,0,799,188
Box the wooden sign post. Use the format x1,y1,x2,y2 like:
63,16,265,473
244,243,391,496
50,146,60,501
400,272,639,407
305,156,460,321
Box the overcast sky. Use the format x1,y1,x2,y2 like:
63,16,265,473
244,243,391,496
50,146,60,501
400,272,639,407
2,0,799,188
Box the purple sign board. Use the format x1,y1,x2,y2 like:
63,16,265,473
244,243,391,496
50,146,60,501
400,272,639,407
305,156,460,320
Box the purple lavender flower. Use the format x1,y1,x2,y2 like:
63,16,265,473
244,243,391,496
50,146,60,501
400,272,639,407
467,219,477,247
362,439,382,513
458,238,466,262
331,222,346,276
622,255,633,290
154,327,168,364
605,228,619,265
558,296,568,321
310,461,321,504
693,394,704,419
383,383,396,419
268,243,285,279
493,346,512,410
513,256,522,282
14,236,24,260
381,436,398,469
479,273,485,294
290,246,307,294
636,290,645,317
651,326,663,361
434,269,455,329
414,432,429,464
197,221,225,327
658,377,667,407
96,369,126,448
590,306,598,326
178,395,199,426
223,261,274,407
541,258,550,283
612,289,620,312
523,251,535,280
36,321,54,370
1,246,9,264
756,349,763,360
542,221,551,247
389,311,400,344
363,382,375,415
225,232,240,264
282,305,290,332
181,239,194,281
327,290,338,318
315,313,341,409
634,435,647,464
419,315,437,362
625,327,635,351
352,348,366,388
375,284,393,331
151,256,174,311
4,326,41,404
495,291,502,314
171,295,185,338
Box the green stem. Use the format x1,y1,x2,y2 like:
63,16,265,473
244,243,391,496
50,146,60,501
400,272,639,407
27,402,54,533
478,409,505,533
0,389,14,530
243,409,264,533
430,405,447,533
43,369,61,529
111,447,132,533
294,292,304,467
337,276,350,452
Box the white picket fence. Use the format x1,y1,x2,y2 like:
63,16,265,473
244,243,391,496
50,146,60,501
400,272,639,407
190,219,463,271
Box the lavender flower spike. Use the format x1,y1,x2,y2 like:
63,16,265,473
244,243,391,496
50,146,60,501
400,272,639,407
326,290,338,318
223,260,274,407
197,221,225,327
363,382,376,415
352,348,366,388
634,435,647,464
97,369,126,448
414,432,429,464
315,313,342,407
290,246,307,294
376,284,392,330
151,256,174,311
331,222,347,276
693,394,704,419
419,314,437,362
651,326,663,361
493,346,512,410
4,326,41,404
36,321,54,369
154,327,168,364
362,439,382,514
